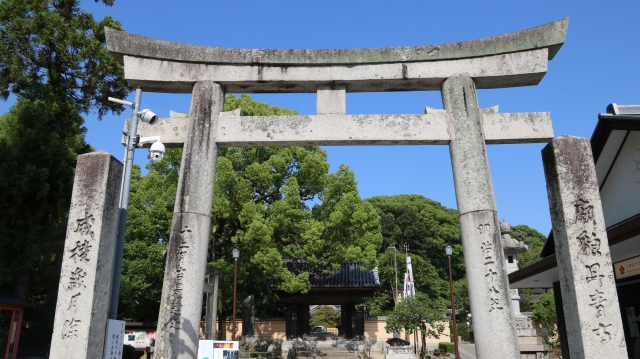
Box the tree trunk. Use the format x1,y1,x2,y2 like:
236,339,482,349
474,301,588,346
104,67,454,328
12,268,29,301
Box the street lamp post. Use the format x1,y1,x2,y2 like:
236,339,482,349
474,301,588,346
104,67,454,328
445,242,460,359
231,246,240,340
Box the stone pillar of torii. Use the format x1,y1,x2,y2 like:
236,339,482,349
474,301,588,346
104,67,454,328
48,17,628,359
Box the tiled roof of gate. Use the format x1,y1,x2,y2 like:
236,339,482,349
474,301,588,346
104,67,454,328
270,259,380,289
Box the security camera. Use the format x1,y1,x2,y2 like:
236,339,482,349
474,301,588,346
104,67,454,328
138,109,158,125
138,136,165,163
150,141,166,163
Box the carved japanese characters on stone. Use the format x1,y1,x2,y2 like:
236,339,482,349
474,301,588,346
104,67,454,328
74,211,95,240
488,286,503,315
62,318,81,339
167,224,192,330
68,292,81,313
589,289,607,318
477,223,491,235
69,240,92,263
585,263,604,286
574,199,595,225
485,267,497,282
592,323,612,342
577,231,602,256
68,267,87,290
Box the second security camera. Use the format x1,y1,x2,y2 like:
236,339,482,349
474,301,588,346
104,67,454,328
150,141,166,163
138,109,158,125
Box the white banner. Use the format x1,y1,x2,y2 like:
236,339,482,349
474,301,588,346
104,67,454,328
402,256,416,298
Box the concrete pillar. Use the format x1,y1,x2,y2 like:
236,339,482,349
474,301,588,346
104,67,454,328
542,136,627,358
155,81,224,359
441,75,519,359
50,152,122,359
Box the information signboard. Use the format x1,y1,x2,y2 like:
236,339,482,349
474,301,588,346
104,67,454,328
104,319,125,359
198,340,239,359
614,255,640,280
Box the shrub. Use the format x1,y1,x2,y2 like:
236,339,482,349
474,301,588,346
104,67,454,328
438,342,455,354
250,349,259,358
456,323,473,343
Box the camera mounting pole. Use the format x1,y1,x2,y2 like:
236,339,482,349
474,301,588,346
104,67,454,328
108,87,142,320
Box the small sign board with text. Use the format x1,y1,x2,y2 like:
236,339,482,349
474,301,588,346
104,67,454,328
104,319,125,359
198,340,239,359
614,255,640,280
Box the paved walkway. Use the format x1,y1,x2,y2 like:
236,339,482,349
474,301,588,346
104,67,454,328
457,343,476,359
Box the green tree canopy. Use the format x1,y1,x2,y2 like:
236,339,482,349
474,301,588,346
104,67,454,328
509,224,546,312
309,306,339,328
0,0,129,118
512,224,547,268
119,94,382,321
385,293,447,353
365,195,462,315
0,0,129,302
532,290,558,338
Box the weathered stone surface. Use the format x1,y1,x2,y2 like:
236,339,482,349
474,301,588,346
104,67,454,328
542,136,627,358
317,84,346,114
105,18,567,65
121,48,548,93
50,152,123,359
242,295,255,337
442,75,519,359
155,82,224,359
125,109,241,148
482,111,553,144
133,112,552,147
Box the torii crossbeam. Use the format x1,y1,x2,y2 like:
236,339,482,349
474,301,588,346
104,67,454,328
104,18,568,359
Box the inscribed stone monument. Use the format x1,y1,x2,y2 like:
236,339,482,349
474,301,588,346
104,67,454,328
50,152,122,359
542,136,627,358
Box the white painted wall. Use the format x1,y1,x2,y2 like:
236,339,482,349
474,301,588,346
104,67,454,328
600,131,640,226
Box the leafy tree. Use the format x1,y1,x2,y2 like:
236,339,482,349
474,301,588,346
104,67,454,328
512,224,547,268
365,195,462,315
0,0,129,301
385,293,447,354
0,0,128,118
309,306,339,328
453,278,471,325
119,94,382,320
532,290,557,338
510,224,546,312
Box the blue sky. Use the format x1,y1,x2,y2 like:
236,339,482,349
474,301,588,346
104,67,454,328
2,1,639,235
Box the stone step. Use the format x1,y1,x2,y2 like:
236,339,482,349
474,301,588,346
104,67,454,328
518,336,544,345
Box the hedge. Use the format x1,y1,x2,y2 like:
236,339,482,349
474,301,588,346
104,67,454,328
438,342,455,354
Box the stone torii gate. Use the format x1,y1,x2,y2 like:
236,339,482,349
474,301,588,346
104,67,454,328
105,19,566,359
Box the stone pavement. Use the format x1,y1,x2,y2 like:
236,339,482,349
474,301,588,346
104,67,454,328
458,343,477,359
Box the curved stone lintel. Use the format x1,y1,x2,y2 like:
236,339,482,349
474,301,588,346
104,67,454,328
105,18,567,66
122,48,548,93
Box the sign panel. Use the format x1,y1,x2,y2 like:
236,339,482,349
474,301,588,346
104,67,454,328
214,341,239,359
104,319,125,359
614,255,640,280
198,340,214,359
